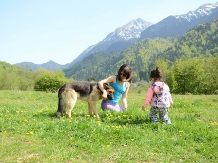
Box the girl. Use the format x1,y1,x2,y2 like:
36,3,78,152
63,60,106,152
142,67,173,124
98,64,133,112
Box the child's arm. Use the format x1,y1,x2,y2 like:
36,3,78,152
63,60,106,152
169,93,173,105
142,87,153,110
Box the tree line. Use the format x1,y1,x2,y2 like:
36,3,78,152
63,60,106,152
1,55,218,95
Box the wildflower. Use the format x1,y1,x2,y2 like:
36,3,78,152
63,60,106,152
154,152,158,156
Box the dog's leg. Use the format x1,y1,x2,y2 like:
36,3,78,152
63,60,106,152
88,102,92,115
66,100,76,118
89,101,99,118
65,92,77,118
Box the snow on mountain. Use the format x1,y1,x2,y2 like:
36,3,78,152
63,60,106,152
103,18,153,42
140,1,218,40
175,2,218,21
70,18,153,65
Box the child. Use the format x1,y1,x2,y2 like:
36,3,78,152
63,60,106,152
98,64,133,112
142,67,173,124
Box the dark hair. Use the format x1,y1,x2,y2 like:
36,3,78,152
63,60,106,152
150,67,163,81
117,64,133,82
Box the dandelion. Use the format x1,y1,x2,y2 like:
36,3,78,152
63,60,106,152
106,145,110,147
85,114,90,117
154,152,158,156
70,137,73,140
29,132,34,135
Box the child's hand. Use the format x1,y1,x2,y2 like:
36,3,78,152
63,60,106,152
142,106,146,111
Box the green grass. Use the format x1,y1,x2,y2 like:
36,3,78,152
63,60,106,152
0,90,218,163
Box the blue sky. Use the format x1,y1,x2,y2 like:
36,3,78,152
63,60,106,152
0,0,217,65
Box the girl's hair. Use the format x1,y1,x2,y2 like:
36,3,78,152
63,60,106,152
117,64,133,82
150,67,163,81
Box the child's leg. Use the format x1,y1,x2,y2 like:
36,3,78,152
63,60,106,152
159,108,171,124
101,100,125,112
149,106,159,122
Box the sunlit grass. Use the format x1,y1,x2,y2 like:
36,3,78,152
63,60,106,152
0,91,218,162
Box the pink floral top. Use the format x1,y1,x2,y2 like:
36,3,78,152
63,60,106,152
143,82,173,108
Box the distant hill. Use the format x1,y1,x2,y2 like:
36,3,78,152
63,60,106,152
14,60,69,71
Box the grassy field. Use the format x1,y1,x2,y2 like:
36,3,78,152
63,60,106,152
0,90,218,163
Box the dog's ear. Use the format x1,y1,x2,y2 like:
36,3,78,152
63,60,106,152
103,83,109,90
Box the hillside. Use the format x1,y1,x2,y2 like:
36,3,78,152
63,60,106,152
64,18,218,81
64,37,176,81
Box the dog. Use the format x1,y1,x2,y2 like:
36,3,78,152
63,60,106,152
56,81,114,118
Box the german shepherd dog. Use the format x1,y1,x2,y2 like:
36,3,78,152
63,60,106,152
56,82,114,118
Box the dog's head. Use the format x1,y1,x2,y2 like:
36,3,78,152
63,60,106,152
103,83,114,100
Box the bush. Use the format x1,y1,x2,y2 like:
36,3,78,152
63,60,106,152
34,69,70,92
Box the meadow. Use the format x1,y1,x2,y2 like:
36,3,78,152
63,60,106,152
0,90,218,163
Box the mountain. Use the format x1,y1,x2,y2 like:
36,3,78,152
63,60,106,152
14,60,68,71
140,2,218,40
64,18,218,81
63,37,176,81
69,18,153,65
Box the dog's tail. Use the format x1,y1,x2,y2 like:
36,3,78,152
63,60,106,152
56,98,63,118
56,87,64,118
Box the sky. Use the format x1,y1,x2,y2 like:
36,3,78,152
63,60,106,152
1,0,218,65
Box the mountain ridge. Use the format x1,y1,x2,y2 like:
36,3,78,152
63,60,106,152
13,1,218,72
